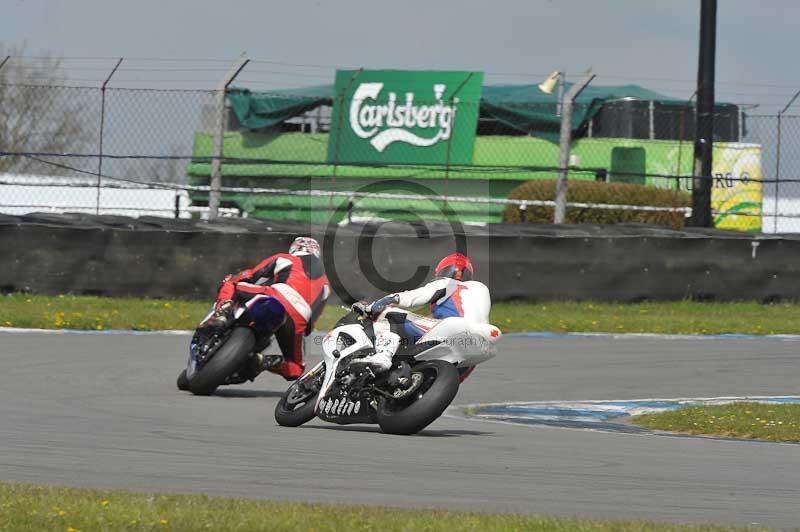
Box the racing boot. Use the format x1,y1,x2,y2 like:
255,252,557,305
252,352,304,381
268,360,305,381
253,352,284,373
350,331,399,373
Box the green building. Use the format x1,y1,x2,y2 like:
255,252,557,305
188,73,760,230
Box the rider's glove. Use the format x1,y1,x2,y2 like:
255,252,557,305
351,301,371,317
353,294,399,319
211,299,234,329
369,294,399,317
215,299,234,314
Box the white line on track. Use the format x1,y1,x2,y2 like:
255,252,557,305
506,331,800,341
454,394,800,408
0,327,190,335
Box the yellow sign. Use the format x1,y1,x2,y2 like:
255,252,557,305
712,143,762,231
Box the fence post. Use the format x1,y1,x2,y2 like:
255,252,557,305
95,58,123,215
775,113,781,231
676,108,686,190
0,56,10,74
737,107,743,141
208,55,249,221
556,70,565,117
553,69,595,224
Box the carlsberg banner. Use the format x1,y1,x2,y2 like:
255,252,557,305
327,70,484,165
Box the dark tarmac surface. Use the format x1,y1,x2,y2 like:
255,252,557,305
1,330,798,527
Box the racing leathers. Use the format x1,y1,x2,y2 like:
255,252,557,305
354,277,491,374
215,252,330,380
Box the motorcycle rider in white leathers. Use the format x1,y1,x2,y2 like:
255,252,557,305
352,253,490,379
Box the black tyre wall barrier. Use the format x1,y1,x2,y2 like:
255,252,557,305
1,213,799,303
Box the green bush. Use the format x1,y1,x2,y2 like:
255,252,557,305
502,179,691,229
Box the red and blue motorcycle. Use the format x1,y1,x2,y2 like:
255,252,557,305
177,295,288,396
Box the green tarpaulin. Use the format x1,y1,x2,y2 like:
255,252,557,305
226,85,333,129
480,83,670,141
227,82,675,141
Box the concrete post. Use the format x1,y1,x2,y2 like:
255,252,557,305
208,55,249,220
553,69,595,224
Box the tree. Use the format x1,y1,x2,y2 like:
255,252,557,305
0,45,94,175
142,144,190,184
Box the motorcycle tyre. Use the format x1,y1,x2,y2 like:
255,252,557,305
189,327,255,396
275,379,319,427
376,359,459,435
176,369,190,391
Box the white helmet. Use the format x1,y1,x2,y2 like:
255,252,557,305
289,236,321,258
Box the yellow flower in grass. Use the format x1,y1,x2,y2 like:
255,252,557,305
160,518,169,525
100,499,109,507
67,527,79,532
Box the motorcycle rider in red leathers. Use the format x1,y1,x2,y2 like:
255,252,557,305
212,237,330,381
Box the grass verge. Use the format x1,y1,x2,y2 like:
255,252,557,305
0,482,756,532
631,402,800,443
2,293,800,335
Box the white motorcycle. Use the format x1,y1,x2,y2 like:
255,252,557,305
274,306,500,435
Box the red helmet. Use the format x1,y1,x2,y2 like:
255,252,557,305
434,253,474,281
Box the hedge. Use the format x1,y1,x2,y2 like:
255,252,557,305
501,180,691,229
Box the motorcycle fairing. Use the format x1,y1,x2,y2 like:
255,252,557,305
316,381,374,424
315,324,375,416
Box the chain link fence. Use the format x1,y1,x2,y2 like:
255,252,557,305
0,83,218,217
747,113,800,232
1,74,799,232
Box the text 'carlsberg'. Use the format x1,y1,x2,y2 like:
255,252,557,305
349,82,458,152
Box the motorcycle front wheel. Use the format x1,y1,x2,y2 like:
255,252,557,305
376,359,459,435
274,366,323,427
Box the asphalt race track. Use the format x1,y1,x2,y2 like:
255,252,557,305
1,330,799,528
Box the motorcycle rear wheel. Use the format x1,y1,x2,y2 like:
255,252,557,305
189,327,255,396
176,369,190,391
376,359,459,435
